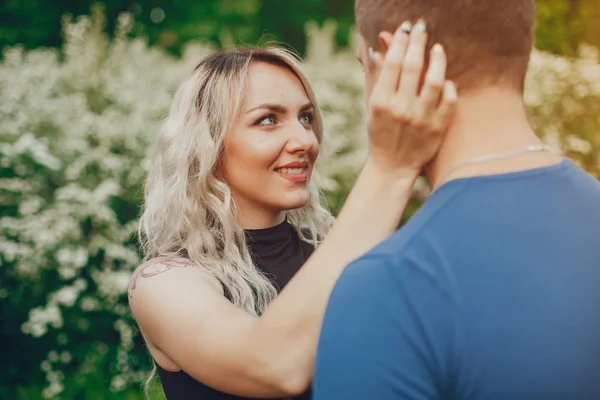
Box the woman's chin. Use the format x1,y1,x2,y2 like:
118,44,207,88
276,190,311,211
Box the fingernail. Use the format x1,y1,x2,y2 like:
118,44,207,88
445,81,457,99
414,20,426,33
432,43,443,54
399,21,412,34
368,47,375,61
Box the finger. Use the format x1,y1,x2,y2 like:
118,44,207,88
415,43,447,121
368,49,385,83
394,20,428,111
432,80,457,132
371,21,411,100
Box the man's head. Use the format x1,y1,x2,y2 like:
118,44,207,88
355,0,536,97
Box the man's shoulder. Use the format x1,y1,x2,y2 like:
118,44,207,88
366,181,470,262
338,184,471,298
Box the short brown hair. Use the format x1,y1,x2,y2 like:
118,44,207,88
355,0,536,92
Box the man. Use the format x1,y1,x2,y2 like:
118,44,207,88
313,1,600,399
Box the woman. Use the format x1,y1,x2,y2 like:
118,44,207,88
129,23,456,400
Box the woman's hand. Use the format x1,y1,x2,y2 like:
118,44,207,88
366,21,456,177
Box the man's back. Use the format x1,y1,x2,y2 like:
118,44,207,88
314,159,600,399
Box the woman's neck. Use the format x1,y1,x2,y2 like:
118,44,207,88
237,207,286,230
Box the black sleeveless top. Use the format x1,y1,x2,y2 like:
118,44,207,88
157,220,315,400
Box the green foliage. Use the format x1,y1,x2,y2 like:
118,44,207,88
1,7,600,400
3,0,600,59
536,0,587,56
0,0,355,56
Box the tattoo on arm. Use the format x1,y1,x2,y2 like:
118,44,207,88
128,257,191,298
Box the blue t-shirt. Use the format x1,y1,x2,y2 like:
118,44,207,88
314,159,600,400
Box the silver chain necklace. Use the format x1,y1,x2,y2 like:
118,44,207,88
437,144,553,187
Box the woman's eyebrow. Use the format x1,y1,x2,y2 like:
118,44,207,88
299,102,314,112
245,104,287,114
245,102,313,115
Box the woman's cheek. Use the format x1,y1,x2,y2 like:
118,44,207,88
247,135,286,165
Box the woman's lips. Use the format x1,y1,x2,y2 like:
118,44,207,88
275,167,308,182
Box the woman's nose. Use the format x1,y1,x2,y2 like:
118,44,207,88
286,124,318,154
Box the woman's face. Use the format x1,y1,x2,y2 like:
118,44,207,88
221,61,319,228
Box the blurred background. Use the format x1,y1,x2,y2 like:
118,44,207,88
1,0,599,399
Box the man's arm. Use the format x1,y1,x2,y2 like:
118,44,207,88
313,253,461,400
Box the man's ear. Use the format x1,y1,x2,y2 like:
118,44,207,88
378,31,395,51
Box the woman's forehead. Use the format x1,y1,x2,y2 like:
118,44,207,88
243,62,310,110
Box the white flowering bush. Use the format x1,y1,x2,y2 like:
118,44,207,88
1,8,599,399
0,9,207,399
525,45,600,176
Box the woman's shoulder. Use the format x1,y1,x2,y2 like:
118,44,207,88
128,256,223,300
127,256,230,348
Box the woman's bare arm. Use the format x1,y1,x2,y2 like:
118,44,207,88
129,166,416,397
129,24,456,397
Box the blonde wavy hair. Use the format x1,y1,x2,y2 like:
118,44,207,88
139,46,333,318
138,46,334,397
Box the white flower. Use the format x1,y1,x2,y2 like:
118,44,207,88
51,286,79,307
80,296,100,311
93,270,131,298
60,351,73,364
110,375,127,392
56,248,89,269
22,305,63,337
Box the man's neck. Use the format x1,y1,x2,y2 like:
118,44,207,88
426,87,558,189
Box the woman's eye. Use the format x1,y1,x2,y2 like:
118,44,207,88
300,112,314,125
256,115,277,126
